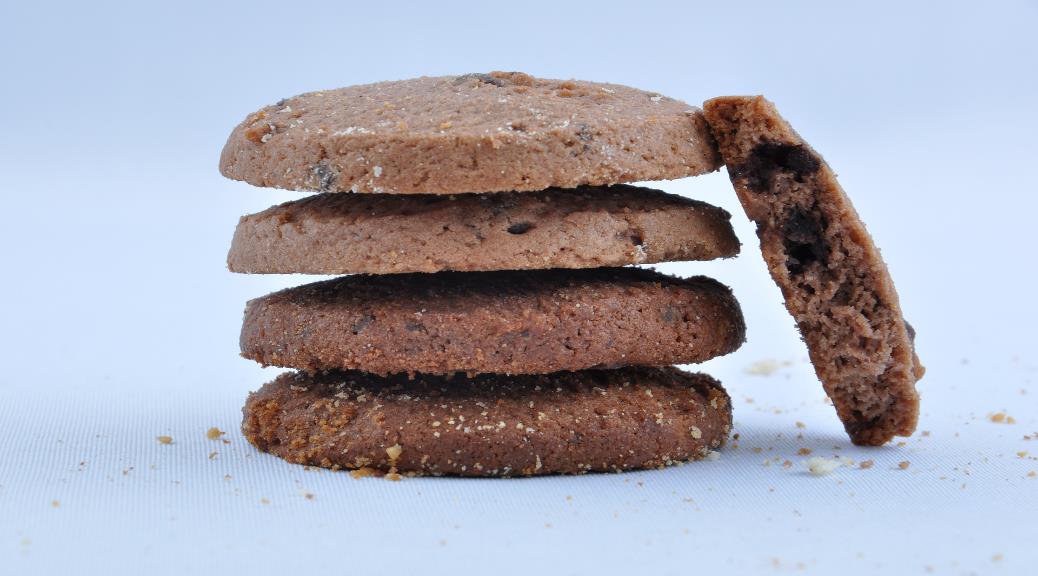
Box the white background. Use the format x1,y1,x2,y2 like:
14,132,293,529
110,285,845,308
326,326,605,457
2,1,1036,574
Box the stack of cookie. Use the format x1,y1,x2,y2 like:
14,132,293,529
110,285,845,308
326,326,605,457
220,72,747,476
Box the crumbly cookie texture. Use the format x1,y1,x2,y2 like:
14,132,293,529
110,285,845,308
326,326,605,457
240,267,746,376
227,185,740,275
219,71,721,194
242,367,732,476
703,95,923,446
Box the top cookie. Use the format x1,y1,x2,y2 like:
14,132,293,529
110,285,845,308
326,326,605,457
703,96,923,446
219,72,721,194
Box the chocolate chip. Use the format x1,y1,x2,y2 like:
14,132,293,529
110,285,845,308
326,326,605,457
507,222,534,235
404,320,427,333
782,207,828,275
350,314,374,335
453,73,504,87
576,123,594,142
735,142,821,193
312,162,338,191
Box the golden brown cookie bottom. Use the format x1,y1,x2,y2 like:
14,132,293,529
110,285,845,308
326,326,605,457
242,367,731,477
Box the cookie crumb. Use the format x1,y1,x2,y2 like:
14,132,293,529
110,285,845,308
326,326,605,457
156,435,173,445
51,500,60,508
898,461,911,470
206,427,225,440
859,460,874,469
795,421,806,429
744,359,791,376
385,443,403,481
260,498,270,505
208,451,218,460
350,467,378,479
989,412,1009,423
992,554,1004,562
806,457,842,476
303,491,315,500
797,448,812,456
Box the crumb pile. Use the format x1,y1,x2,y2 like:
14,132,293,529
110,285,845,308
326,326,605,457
221,72,746,476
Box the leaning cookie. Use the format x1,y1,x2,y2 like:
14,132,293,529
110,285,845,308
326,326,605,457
703,95,923,446
243,367,731,476
240,267,746,375
228,185,740,275
219,72,721,194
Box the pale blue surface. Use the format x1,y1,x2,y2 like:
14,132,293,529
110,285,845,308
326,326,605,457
1,1,1037,575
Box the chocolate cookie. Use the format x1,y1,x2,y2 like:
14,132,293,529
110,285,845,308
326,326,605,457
703,96,923,446
240,267,745,375
227,185,740,275
242,367,731,476
219,72,721,194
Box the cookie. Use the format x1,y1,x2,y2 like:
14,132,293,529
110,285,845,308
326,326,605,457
227,185,740,275
703,95,923,446
240,267,745,375
219,72,721,194
242,366,731,476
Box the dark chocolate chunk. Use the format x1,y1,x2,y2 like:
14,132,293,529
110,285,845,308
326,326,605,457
312,162,339,192
453,73,504,87
506,222,534,234
736,142,821,193
576,123,594,142
782,206,828,275
350,313,375,335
